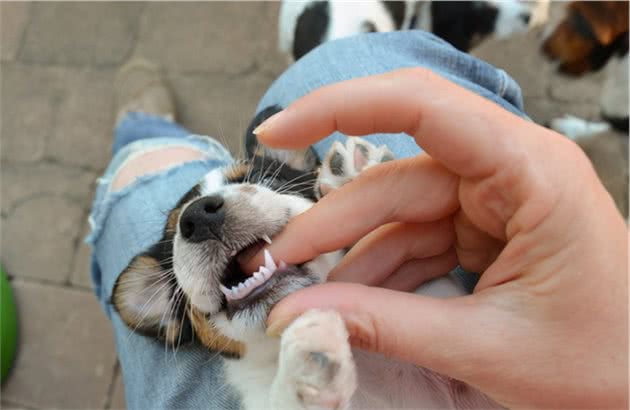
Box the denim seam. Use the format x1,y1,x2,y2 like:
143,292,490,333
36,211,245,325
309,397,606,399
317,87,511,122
107,145,211,194
496,68,509,98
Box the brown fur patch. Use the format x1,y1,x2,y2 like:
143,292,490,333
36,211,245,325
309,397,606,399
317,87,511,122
189,307,245,357
572,1,629,45
114,254,245,352
543,19,597,73
240,185,256,194
113,255,184,345
224,162,250,183
543,1,628,75
166,183,202,234
166,207,182,234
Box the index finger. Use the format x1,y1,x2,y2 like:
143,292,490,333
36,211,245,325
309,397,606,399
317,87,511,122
255,68,538,179
240,155,459,272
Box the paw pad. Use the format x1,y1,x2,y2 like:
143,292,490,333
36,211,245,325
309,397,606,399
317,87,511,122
317,138,394,198
279,310,357,410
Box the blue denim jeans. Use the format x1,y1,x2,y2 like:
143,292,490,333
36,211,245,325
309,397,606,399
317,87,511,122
88,31,525,409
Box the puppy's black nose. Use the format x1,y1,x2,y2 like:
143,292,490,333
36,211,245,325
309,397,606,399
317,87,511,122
179,195,225,242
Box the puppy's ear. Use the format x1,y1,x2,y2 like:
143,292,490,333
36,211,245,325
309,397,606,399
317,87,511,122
245,104,320,172
245,104,283,160
572,2,629,45
112,244,193,346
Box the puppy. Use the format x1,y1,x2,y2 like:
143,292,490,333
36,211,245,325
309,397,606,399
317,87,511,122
279,0,541,61
543,1,629,132
112,107,501,409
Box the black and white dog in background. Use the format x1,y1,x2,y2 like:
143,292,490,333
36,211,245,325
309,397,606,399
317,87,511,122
279,0,548,61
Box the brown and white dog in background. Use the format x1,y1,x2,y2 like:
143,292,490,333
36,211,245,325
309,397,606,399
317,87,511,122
543,1,628,218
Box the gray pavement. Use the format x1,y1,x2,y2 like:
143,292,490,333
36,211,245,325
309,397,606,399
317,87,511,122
0,2,610,409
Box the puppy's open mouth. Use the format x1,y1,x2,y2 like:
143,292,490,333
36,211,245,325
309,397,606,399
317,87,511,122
219,237,301,318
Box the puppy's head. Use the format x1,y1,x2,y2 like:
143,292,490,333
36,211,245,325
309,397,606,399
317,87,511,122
111,156,340,357
542,1,629,75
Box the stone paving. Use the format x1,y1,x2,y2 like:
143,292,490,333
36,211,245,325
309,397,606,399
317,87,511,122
0,2,612,409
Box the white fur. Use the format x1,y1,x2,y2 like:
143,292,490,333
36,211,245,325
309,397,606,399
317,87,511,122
278,1,312,54
327,1,395,39
279,0,399,56
414,0,432,33
201,168,225,194
172,168,227,313
488,0,531,38
550,115,611,141
415,275,468,299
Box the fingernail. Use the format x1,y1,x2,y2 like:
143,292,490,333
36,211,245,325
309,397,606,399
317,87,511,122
265,317,293,338
253,111,282,135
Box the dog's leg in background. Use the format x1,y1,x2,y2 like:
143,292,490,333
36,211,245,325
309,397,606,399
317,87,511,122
270,310,357,410
550,115,611,141
529,0,550,28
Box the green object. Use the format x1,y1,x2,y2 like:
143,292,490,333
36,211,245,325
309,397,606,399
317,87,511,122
1,265,18,383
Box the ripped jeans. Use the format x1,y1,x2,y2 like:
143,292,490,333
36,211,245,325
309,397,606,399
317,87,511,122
87,31,526,409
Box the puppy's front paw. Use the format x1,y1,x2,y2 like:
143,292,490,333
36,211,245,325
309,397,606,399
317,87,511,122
317,138,393,198
274,310,357,410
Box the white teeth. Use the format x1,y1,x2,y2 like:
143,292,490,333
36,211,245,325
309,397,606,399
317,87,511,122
221,250,281,302
264,249,277,270
279,260,287,270
219,284,233,300
262,234,272,245
229,249,237,257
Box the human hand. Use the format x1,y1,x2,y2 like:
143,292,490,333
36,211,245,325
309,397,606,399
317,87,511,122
242,68,628,408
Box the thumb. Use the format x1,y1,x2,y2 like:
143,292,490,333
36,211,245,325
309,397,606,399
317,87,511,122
267,282,486,380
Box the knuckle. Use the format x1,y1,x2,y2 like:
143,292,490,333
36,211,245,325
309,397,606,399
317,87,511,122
344,309,384,354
